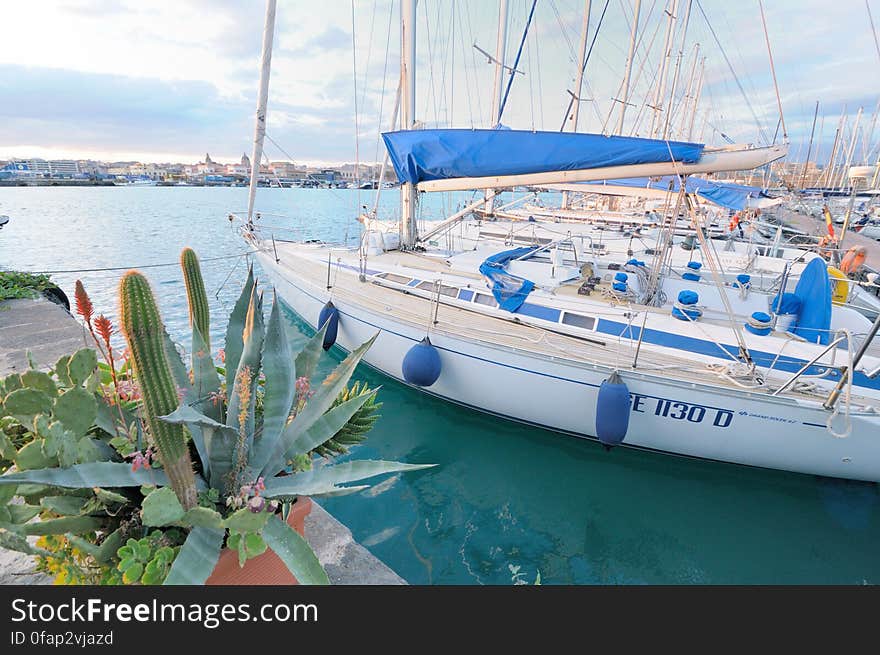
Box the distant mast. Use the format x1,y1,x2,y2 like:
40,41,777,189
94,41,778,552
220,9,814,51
247,0,277,227
400,0,418,248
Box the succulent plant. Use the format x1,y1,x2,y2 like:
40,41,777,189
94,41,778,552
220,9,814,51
0,249,434,586
118,271,198,511
180,248,211,352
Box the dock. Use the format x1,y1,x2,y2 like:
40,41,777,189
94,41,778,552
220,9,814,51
0,297,404,585
775,206,880,272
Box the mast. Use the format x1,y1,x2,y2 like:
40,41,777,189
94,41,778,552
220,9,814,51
485,0,509,215
686,56,705,141
676,43,700,139
663,0,692,140
650,0,678,139
246,0,277,227
839,106,863,191
799,101,819,190
401,0,418,248
562,0,592,211
615,0,642,135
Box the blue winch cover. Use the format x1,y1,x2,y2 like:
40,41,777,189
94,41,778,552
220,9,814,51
381,129,705,185
585,176,771,210
790,258,832,344
479,246,538,312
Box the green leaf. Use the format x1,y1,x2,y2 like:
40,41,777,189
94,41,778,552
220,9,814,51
122,562,144,584
180,506,224,530
262,514,329,585
0,461,175,488
67,348,98,386
94,488,130,505
255,296,296,469
53,355,73,387
20,370,56,395
4,388,53,423
95,528,124,564
224,265,255,390
141,487,186,526
163,526,224,585
3,374,22,393
223,507,270,533
76,437,107,464
14,440,54,470
292,321,329,384
40,496,88,516
66,535,101,558
22,515,102,535
53,387,98,438
263,460,435,498
191,325,221,421
0,530,48,556
93,398,119,436
159,405,236,491
7,504,41,524
259,334,377,478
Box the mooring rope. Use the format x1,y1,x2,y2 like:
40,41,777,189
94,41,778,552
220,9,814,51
24,251,257,275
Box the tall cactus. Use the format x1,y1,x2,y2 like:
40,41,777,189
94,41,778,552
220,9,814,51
119,271,198,510
180,248,210,350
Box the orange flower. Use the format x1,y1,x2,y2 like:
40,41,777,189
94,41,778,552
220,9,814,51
94,315,113,345
74,280,94,326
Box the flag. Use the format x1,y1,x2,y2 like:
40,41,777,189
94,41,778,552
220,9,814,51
822,205,835,238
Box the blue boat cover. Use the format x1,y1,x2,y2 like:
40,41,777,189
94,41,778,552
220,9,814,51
382,130,705,184
790,258,832,344
479,246,538,312
585,176,771,210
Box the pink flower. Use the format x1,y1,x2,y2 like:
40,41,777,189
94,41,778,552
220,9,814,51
218,348,226,364
247,496,265,513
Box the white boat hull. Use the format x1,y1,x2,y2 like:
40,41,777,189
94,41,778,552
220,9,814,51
256,249,880,482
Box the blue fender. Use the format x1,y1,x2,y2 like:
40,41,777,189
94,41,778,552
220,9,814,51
595,371,630,448
402,337,442,387
318,302,339,351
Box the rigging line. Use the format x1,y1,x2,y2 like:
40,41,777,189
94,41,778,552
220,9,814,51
869,0,880,64
497,0,538,122
463,1,484,125
559,0,611,132
694,0,769,144
351,0,362,214
534,5,545,128
27,251,257,275
359,0,379,127
548,0,579,63
373,0,396,166
757,0,786,142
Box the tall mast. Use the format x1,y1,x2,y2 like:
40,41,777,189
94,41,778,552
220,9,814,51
839,106,863,191
650,0,678,139
562,0,592,211
799,101,819,190
676,43,700,139
400,0,418,248
663,0,692,140
485,0,509,215
686,56,705,141
615,0,642,135
246,0,277,226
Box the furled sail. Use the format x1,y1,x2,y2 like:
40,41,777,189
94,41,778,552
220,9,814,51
382,129,705,186
561,176,781,211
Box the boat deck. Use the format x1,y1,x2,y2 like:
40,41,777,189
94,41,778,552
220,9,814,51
268,241,868,407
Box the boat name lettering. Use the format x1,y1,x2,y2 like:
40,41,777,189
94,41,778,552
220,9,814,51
631,394,733,428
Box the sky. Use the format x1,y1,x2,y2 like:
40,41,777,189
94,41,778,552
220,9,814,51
0,0,878,166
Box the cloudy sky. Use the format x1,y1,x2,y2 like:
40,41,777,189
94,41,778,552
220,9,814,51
0,0,877,165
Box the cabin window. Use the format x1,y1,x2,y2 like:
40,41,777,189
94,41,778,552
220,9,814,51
378,273,413,285
474,293,497,307
458,289,474,301
561,312,596,330
416,280,458,297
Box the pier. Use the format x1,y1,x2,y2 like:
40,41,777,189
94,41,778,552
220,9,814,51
0,297,404,585
776,206,880,273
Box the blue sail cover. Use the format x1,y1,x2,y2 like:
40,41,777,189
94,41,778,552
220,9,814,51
790,258,832,345
479,246,538,312
585,176,771,210
382,129,705,184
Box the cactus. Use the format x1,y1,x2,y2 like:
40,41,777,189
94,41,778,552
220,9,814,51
180,248,210,350
118,271,197,510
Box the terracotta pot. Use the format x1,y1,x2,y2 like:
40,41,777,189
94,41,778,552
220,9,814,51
205,497,313,585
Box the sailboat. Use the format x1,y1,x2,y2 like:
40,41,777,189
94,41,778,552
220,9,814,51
236,0,880,482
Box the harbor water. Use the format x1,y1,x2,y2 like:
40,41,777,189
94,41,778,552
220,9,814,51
2,186,878,584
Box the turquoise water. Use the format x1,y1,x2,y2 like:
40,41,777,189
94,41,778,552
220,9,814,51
2,186,878,584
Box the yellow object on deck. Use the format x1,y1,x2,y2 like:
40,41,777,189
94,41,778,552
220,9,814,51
828,266,849,304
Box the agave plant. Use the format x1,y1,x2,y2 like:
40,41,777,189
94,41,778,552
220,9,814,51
0,249,433,585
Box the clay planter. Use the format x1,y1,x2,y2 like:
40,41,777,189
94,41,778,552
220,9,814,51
205,497,313,585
